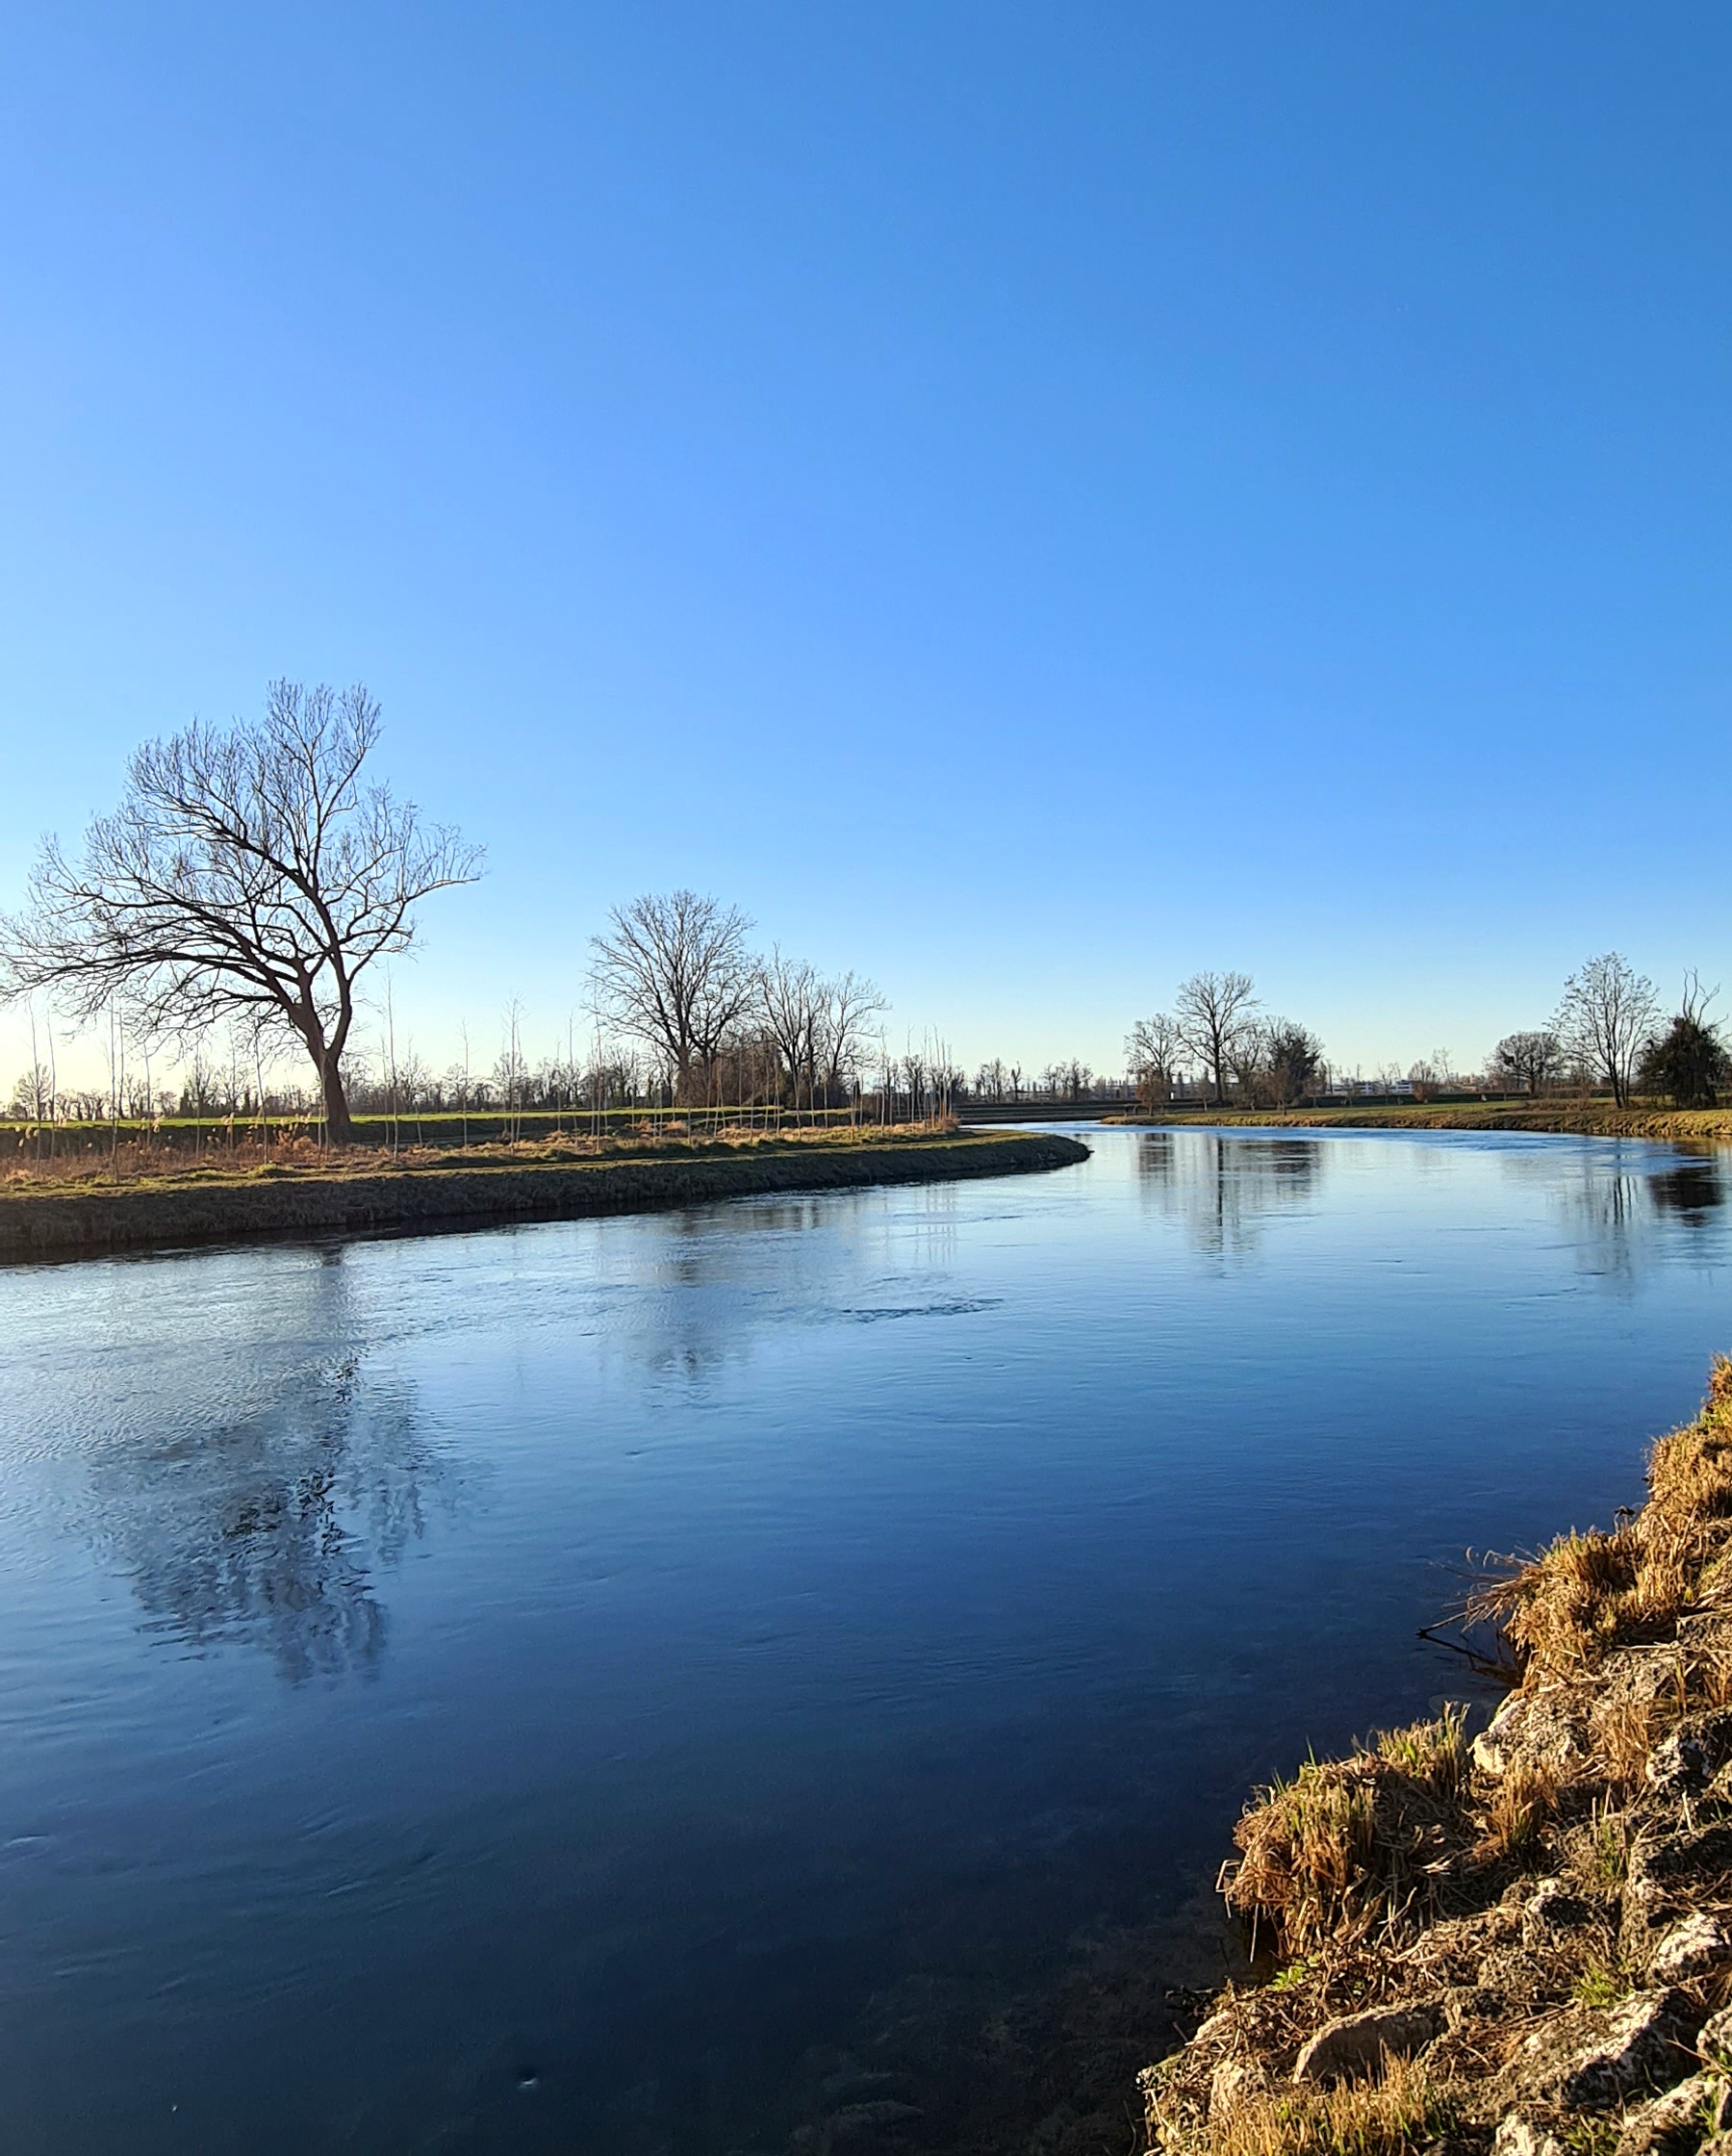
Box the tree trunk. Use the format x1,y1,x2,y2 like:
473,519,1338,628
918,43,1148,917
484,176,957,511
320,1052,356,1142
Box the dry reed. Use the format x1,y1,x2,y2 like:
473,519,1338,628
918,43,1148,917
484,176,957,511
1204,2054,1450,2156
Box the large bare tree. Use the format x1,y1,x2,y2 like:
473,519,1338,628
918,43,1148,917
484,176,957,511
591,890,755,1106
1553,952,1659,1107
0,680,480,1142
1174,969,1260,1106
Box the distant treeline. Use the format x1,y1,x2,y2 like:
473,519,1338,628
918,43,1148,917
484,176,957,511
1119,957,1730,1113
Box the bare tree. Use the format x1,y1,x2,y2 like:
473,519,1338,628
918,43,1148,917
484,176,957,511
819,971,886,1106
1174,970,1261,1106
975,1057,1007,1102
900,1045,929,1120
0,681,480,1142
1126,1013,1183,1106
1492,1030,1563,1097
591,891,755,1108
1553,952,1660,1108
759,947,823,1109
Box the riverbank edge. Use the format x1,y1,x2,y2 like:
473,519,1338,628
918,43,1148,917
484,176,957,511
0,1131,1090,1260
1106,1104,1732,1142
1138,1359,1732,2156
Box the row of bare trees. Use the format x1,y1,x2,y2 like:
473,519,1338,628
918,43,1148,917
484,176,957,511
0,684,905,1138
590,892,885,1112
1126,972,1326,1109
1118,954,1727,1116
6,686,1725,1132
1493,955,1729,1109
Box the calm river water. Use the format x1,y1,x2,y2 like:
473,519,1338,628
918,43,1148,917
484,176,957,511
2,1126,1730,2153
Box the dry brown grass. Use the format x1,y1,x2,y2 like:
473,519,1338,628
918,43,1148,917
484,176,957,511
1225,1712,1471,1957
1474,1758,1558,1861
1591,1695,1664,1793
1468,1361,1732,1682
1205,2054,1450,2156
0,1119,962,1194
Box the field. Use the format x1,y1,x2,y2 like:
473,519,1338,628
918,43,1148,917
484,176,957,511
1107,1100,1732,1142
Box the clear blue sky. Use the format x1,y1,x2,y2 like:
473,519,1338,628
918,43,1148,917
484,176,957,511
2,4,1727,1087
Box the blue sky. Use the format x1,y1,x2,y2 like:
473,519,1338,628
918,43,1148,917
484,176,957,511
2,4,1728,1088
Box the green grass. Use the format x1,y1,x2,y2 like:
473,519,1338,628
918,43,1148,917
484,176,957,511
1111,1101,1732,1142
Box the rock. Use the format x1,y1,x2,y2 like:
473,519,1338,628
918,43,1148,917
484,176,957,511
1651,1913,1732,1984
1635,1823,1732,1889
1557,1989,1694,2110
1698,2007,1732,2072
1474,1689,1586,1777
1493,2118,1566,2156
1646,1709,1732,1797
1292,2006,1436,2086
1523,1877,1594,1944
1615,2072,1717,2155
1624,1827,1732,1962
1209,2058,1264,2118
1442,1985,1502,2031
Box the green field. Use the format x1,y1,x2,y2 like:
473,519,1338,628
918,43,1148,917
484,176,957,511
1108,1100,1732,1142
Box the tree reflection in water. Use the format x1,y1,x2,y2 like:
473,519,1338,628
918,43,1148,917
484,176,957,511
598,1183,965,1381
1134,1129,1325,1261
1502,1143,1728,1289
78,1254,455,1684
1650,1153,1729,1224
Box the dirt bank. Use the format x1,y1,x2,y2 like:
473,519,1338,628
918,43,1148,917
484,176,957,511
0,1130,1090,1261
1142,1360,1732,2156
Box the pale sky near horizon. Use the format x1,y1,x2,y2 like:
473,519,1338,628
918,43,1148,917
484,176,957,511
2,5,1728,1092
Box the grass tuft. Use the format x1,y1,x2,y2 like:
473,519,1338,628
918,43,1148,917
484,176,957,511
1225,1711,1470,1957
1476,1757,1559,1862
1467,1360,1732,1683
1205,2054,1451,2156
1572,1959,1624,2011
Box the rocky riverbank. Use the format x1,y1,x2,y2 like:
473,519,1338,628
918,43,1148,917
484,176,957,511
1141,1358,1732,2156
0,1130,1089,1260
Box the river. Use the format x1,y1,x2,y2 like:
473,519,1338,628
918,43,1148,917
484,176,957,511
1,1126,1728,2153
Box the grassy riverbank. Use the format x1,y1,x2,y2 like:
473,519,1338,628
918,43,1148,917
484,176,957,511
1142,1360,1732,2156
1108,1103,1732,1142
0,1126,1089,1260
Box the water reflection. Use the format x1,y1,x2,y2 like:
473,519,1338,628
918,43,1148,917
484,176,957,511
596,1186,969,1381
84,1356,451,1682
1651,1153,1729,1223
1501,1143,1728,1287
45,1249,466,1683
1135,1130,1326,1260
